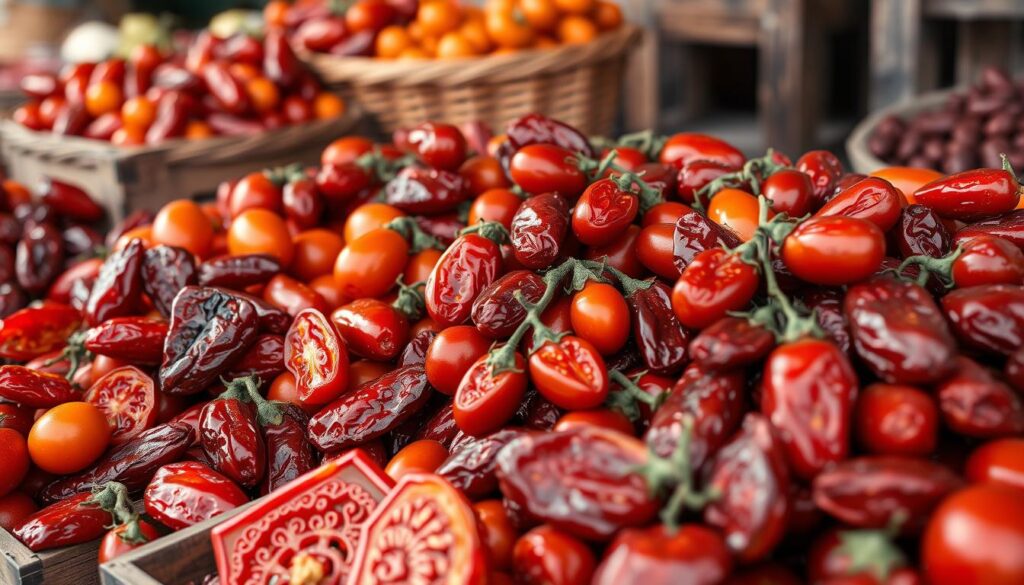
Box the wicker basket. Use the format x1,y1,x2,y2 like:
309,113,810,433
0,109,364,223
846,88,957,174
304,25,641,136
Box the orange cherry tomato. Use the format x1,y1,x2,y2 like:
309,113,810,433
461,156,512,195
385,439,449,480
593,0,623,29
869,166,944,205
121,96,155,131
264,0,290,28
322,136,375,166
404,248,443,284
521,0,559,31
459,18,494,53
228,209,295,265
313,93,346,119
309,274,349,310
570,281,630,356
246,77,281,113
85,80,123,117
554,0,594,15
418,0,463,36
343,202,405,243
27,402,111,475
185,120,214,140
486,0,535,48
291,228,345,281
376,25,415,58
468,189,522,229
707,188,769,242
152,199,214,257
556,15,598,44
437,31,478,58
333,227,409,299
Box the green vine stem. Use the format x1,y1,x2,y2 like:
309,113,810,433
264,163,306,187
606,370,666,421
43,330,91,383
385,216,445,253
86,482,150,545
693,150,789,211
575,151,666,214
894,245,964,289
356,148,418,183
635,417,720,532
834,516,908,582
614,130,668,161
392,279,426,321
219,374,284,427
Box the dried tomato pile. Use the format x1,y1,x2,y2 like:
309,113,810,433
2,113,1024,585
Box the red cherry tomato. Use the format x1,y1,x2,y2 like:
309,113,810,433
333,227,409,299
509,144,587,197
671,248,759,330
965,438,1024,490
454,352,528,437
952,235,1024,288
571,179,639,246
284,308,350,407
331,299,410,362
425,325,491,395
570,281,630,356
385,439,448,480
659,132,745,169
513,525,597,585
529,336,609,411
762,169,814,216
855,383,938,457
0,428,29,497
97,520,161,563
782,216,885,286
84,366,158,446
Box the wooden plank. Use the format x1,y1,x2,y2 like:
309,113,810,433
1,527,106,585
925,0,1024,19
956,20,1014,85
621,0,660,132
761,0,812,156
870,0,925,109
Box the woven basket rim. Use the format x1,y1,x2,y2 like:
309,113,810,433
305,25,642,87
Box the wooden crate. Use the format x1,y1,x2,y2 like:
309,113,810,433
0,110,363,224
1,528,106,585
99,503,255,585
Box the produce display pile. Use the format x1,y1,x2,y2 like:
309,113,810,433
13,28,344,144
1,112,1024,585
869,67,1024,176
273,0,625,59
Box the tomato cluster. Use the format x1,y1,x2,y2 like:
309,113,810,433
2,112,1024,585
270,0,623,60
14,29,344,145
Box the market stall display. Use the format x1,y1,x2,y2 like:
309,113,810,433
1,112,1024,585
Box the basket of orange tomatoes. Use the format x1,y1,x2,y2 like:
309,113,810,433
2,29,362,222
268,0,639,135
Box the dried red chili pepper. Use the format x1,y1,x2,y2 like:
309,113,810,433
260,403,316,495
83,317,168,365
15,223,64,294
425,226,504,327
224,334,285,380
0,365,78,408
14,488,113,551
140,245,197,318
85,238,145,326
144,461,248,531
197,254,282,289
200,381,267,489
510,192,569,270
0,302,81,361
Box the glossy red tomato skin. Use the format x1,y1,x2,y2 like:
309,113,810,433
407,122,468,170
330,298,409,362
572,179,639,246
513,525,596,585
676,160,736,204
509,144,587,197
922,483,1024,585
554,409,634,435
425,325,491,395
914,167,1021,221
529,336,609,411
965,438,1024,490
659,132,745,169
425,233,503,328
855,383,938,457
762,338,858,480
0,428,29,497
815,176,904,231
797,150,844,207
475,499,517,571
671,248,759,330
782,216,885,286
468,188,522,229
952,235,1024,287
570,282,630,356
284,308,350,407
97,520,161,563
635,223,680,280
592,524,733,585
0,492,37,531
585,224,647,279
454,353,528,437
762,169,814,216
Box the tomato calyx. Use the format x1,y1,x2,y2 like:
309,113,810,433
42,330,91,382
459,219,509,246
695,150,789,210
612,129,668,161
391,278,426,320
356,147,417,183
218,374,285,427
86,481,151,545
892,245,964,289
635,416,720,531
385,216,445,252
577,150,664,213
606,369,665,421
833,523,907,582
264,162,306,187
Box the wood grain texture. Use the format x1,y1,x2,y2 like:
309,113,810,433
1,527,105,585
